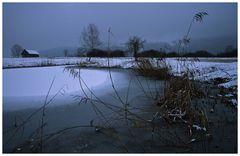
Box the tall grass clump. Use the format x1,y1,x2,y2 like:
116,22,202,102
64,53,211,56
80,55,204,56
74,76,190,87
135,58,172,80
158,74,205,125
156,12,209,133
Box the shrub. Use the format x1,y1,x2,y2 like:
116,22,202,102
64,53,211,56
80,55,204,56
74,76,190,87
135,58,171,80
182,50,213,57
217,49,237,57
86,49,108,57
166,52,179,57
108,50,125,57
137,49,166,58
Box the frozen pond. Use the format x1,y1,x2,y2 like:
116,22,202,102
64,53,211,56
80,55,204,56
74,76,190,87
3,66,116,97
3,66,237,153
3,65,165,113
3,66,133,111
3,66,165,152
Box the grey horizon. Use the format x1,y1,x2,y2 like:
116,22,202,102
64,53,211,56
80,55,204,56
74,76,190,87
3,3,237,57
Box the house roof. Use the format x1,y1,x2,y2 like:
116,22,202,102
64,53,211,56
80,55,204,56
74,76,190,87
24,49,39,55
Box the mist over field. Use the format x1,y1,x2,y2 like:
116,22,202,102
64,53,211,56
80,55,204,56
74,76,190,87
3,3,237,57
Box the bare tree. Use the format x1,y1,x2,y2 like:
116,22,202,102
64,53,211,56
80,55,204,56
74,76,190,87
81,24,102,60
11,44,23,57
126,36,145,61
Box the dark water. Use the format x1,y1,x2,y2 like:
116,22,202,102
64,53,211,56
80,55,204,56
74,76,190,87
3,66,237,153
3,66,165,153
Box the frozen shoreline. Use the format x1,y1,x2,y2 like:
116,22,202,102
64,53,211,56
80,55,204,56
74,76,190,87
3,68,165,152
3,64,237,153
3,74,237,153
3,57,238,88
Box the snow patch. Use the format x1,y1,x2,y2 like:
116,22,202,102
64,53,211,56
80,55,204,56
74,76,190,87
3,57,237,88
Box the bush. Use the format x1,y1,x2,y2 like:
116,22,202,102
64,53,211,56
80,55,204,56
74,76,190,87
217,48,237,57
86,49,108,57
137,49,166,58
108,50,125,57
182,50,213,57
86,49,126,57
166,52,179,57
135,58,171,80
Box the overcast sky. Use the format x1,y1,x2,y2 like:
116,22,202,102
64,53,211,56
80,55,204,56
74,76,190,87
3,3,237,57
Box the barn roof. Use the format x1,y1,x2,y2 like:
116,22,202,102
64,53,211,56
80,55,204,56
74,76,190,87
24,49,39,55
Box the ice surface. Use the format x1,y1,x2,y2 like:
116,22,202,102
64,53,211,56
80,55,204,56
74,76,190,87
3,66,134,111
3,66,110,97
3,57,237,88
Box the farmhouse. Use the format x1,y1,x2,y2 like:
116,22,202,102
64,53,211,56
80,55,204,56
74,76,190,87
21,49,40,57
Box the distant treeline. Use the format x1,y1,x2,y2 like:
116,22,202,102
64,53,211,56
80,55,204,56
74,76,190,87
73,48,237,58
87,49,125,57
136,49,238,58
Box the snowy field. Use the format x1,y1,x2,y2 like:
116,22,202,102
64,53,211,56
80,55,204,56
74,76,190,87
3,57,237,88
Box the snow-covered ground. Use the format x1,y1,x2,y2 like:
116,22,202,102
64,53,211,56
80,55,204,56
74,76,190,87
164,58,237,88
3,57,237,88
3,57,134,68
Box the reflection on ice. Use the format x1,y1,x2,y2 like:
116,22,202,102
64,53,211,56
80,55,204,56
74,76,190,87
3,66,112,97
3,66,130,111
